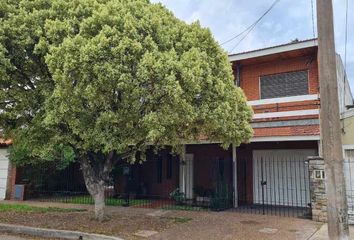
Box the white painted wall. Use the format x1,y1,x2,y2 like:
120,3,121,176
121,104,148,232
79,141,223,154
253,149,316,207
0,149,9,200
179,153,194,199
344,149,354,224
336,54,353,114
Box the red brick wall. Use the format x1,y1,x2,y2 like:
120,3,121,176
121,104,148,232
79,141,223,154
6,163,16,200
237,148,253,204
253,125,320,137
138,148,179,197
186,144,233,196
115,148,179,198
239,55,319,101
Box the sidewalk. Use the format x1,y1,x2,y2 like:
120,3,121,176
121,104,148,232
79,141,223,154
309,224,354,240
0,234,55,240
0,200,324,240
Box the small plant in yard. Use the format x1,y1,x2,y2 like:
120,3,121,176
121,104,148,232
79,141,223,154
170,188,186,205
0,204,85,213
60,195,150,207
160,216,192,224
210,179,233,211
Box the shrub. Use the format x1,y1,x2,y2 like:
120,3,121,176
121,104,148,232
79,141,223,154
170,188,186,205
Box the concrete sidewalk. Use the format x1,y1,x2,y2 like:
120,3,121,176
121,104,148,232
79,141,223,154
0,200,325,240
309,224,354,240
0,235,29,240
0,234,53,240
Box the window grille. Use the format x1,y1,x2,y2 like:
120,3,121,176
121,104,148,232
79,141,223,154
260,70,309,99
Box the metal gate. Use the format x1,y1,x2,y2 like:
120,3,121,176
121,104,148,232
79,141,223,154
235,150,313,219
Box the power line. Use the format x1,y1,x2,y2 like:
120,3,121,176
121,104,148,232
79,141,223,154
220,24,257,46
229,0,281,53
229,21,259,53
343,0,349,132
220,0,281,48
344,0,349,70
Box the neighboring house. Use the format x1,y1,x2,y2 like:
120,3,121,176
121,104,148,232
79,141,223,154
342,108,354,223
8,39,354,221
0,139,12,200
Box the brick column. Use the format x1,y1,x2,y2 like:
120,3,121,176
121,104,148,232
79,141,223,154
7,163,18,200
308,157,327,222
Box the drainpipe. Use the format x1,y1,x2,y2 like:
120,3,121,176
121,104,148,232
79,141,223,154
236,63,241,87
232,144,238,208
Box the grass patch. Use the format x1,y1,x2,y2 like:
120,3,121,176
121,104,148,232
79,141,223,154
60,195,151,206
161,204,206,211
0,204,85,213
160,216,193,223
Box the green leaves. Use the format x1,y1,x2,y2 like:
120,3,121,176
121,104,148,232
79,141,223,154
1,0,253,167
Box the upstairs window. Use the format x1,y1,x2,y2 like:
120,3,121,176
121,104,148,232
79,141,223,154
260,70,309,99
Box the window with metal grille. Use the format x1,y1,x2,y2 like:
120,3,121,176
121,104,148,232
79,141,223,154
260,70,309,99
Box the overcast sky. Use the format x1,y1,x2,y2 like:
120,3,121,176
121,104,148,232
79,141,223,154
151,0,354,93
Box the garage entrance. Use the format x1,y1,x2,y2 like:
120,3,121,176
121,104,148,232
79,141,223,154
236,149,315,218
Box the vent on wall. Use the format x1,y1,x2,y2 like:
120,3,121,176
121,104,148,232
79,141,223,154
260,70,309,99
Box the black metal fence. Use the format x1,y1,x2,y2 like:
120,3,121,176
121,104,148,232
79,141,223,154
18,161,233,212
17,154,312,218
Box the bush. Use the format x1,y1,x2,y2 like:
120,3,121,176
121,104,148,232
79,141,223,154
210,179,233,211
169,188,186,205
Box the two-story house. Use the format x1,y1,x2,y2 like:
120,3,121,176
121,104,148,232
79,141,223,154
109,39,352,215
5,39,354,220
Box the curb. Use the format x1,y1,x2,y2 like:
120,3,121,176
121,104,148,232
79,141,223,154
0,223,124,240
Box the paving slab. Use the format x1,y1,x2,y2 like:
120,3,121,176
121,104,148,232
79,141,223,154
134,230,159,238
146,210,171,217
258,227,278,234
149,211,323,240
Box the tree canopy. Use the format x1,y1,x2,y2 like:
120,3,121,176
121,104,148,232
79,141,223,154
0,0,253,220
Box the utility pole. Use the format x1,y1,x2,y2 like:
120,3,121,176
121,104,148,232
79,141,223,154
316,0,350,239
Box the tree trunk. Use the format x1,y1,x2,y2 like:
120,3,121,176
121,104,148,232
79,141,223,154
80,158,107,222
93,183,105,222
79,151,123,221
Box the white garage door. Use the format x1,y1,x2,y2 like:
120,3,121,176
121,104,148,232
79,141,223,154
253,149,316,207
0,149,9,200
344,149,354,224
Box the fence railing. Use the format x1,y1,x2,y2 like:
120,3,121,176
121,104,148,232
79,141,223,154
25,189,237,211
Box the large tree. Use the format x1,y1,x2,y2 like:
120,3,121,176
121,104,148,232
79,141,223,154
0,0,253,221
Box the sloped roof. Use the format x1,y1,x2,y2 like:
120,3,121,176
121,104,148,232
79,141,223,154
0,138,12,147
228,38,318,62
